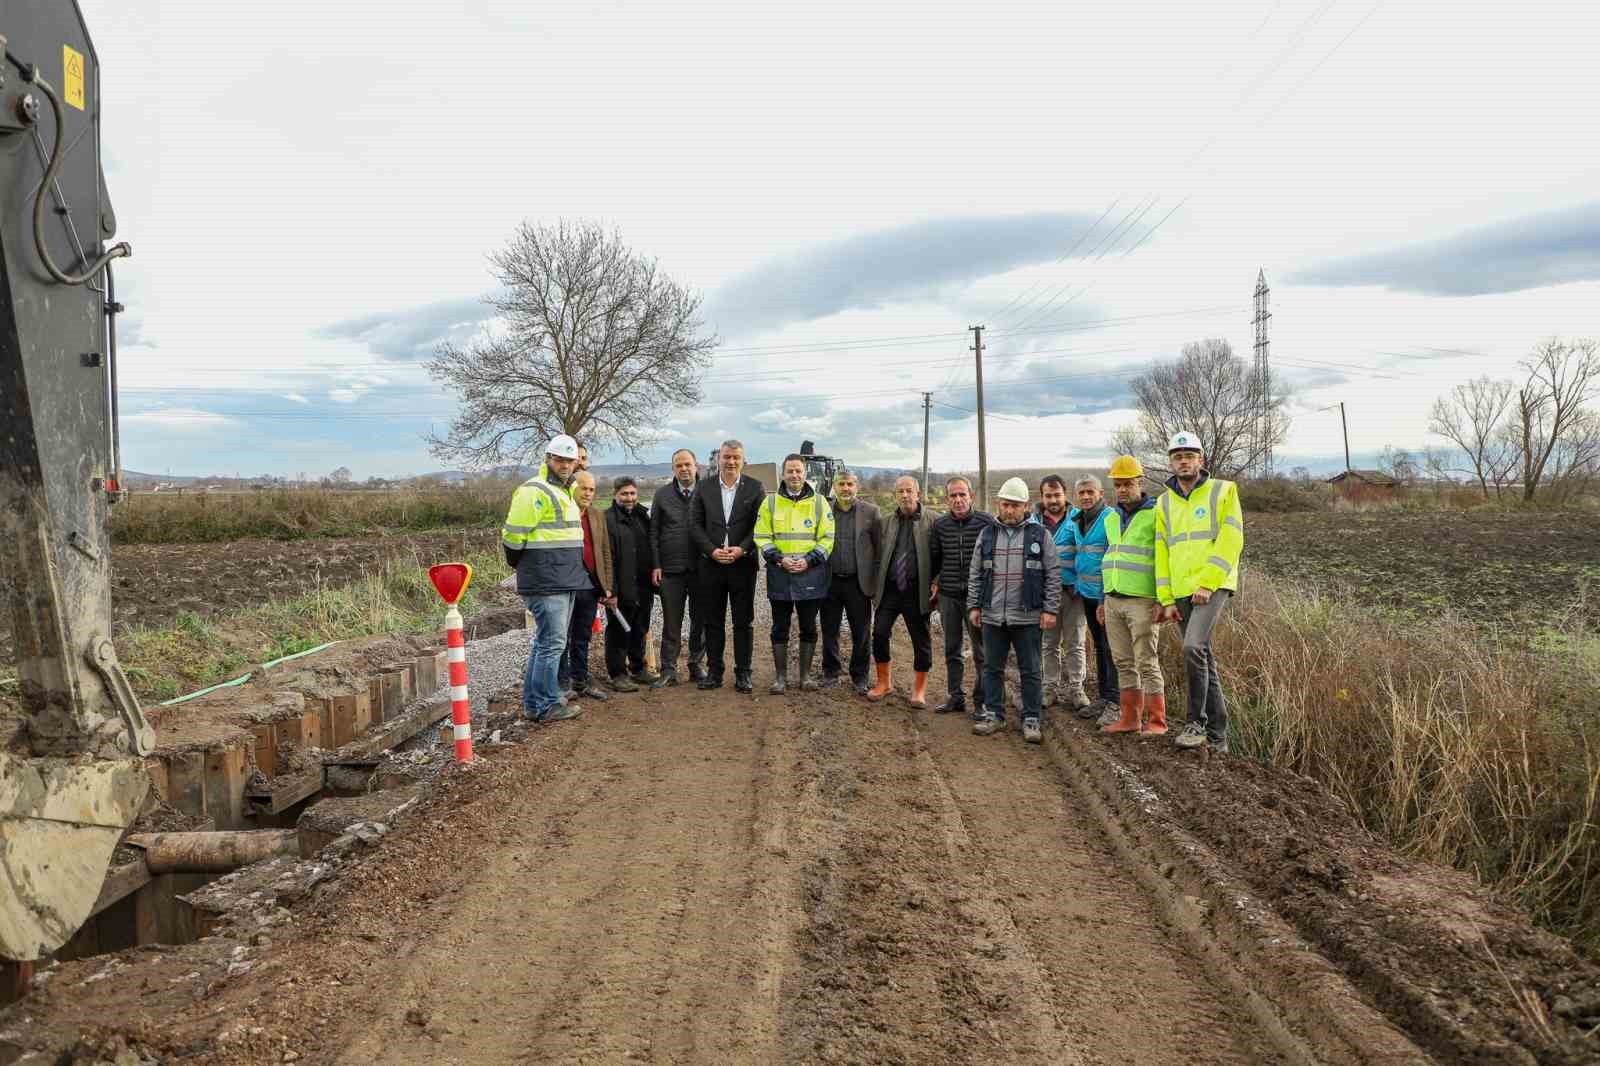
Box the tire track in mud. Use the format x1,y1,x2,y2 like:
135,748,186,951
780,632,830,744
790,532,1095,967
908,708,1284,1066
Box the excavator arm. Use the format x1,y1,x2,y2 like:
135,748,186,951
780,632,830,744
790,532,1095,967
0,1,149,961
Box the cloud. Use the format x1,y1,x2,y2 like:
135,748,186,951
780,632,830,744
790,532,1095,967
328,383,371,403
122,407,234,429
315,297,494,361
282,393,310,404
1287,200,1600,296
706,211,1130,338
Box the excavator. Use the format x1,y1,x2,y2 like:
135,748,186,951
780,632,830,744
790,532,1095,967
0,2,150,969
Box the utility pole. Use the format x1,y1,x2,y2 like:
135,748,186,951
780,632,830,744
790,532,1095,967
1252,270,1273,477
1339,402,1351,474
971,324,988,510
920,392,931,499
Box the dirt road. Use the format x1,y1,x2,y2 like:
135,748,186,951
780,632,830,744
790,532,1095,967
340,685,1277,1066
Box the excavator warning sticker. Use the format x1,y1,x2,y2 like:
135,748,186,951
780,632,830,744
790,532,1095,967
63,45,85,110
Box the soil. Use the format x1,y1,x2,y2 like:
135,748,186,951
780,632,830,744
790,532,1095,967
8,625,1598,1065
1247,512,1600,627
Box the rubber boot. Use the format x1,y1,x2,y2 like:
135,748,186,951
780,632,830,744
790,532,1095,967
1100,689,1144,735
1139,692,1168,737
798,642,819,691
769,642,788,695
908,671,929,709
866,662,893,702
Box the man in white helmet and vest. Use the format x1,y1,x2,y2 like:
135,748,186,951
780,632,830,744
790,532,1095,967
967,477,1060,742
502,434,589,724
1154,431,1245,754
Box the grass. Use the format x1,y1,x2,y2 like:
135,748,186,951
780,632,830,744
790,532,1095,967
110,486,511,544
116,548,510,701
1203,572,1600,955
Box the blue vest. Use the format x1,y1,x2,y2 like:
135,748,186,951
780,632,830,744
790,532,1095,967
974,523,1049,611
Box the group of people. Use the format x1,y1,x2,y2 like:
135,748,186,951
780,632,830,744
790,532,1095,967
500,430,1243,753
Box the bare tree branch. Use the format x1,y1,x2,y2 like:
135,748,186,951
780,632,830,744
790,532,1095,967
424,219,716,468
1427,376,1517,499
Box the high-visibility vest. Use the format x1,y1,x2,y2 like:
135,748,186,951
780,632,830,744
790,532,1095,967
1154,475,1244,605
1065,505,1112,598
501,464,587,594
754,486,835,601
1101,497,1159,599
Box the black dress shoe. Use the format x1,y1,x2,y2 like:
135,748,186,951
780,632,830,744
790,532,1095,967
933,695,966,714
819,674,842,689
734,671,754,693
697,674,723,690
650,672,679,690
687,665,707,683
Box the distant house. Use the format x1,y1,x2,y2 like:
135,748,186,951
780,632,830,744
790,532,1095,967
1326,469,1399,492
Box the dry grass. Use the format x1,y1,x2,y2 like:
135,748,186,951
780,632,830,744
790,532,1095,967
1204,573,1600,953
110,486,511,544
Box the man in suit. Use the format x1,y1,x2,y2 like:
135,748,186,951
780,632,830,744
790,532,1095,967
820,471,881,694
689,439,765,692
649,448,706,688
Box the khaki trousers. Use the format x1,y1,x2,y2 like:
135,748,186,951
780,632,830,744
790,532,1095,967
1104,594,1163,695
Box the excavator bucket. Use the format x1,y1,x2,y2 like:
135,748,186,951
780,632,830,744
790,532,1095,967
0,755,147,959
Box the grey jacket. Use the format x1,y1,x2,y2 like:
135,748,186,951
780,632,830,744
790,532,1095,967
967,519,1061,626
828,498,882,598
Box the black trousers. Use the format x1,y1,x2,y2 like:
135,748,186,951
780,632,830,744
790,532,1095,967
559,586,602,689
821,574,872,683
938,593,985,700
872,584,933,672
1082,595,1120,701
771,599,821,643
605,588,653,678
698,562,757,677
658,571,705,675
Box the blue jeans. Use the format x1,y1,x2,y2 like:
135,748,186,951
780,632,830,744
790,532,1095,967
982,622,1043,721
522,592,575,718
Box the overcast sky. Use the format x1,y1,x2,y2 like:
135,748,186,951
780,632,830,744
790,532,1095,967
91,1,1599,479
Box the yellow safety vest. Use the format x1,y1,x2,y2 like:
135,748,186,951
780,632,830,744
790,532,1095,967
502,464,587,593
1101,497,1159,599
754,486,835,601
1153,475,1244,604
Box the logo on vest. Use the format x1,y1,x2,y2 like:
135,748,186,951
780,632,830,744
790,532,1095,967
803,518,813,528
1029,541,1040,554
1194,507,1208,518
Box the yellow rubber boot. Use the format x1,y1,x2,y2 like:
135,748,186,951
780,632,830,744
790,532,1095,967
1101,690,1144,735
866,662,893,702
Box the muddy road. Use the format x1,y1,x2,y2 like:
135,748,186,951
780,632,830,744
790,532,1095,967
341,687,1274,1066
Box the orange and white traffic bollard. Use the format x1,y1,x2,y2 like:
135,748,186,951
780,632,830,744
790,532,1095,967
427,563,475,764
445,604,473,762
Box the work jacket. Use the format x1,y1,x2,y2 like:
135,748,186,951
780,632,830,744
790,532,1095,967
968,520,1061,626
1154,472,1244,605
755,483,835,602
604,502,653,605
648,479,699,576
929,509,996,599
1059,503,1111,600
502,464,588,597
1101,495,1159,600
872,505,934,612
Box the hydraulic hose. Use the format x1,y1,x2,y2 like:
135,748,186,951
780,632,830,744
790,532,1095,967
13,58,131,285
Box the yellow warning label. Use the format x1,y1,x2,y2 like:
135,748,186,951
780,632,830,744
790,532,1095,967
63,45,85,110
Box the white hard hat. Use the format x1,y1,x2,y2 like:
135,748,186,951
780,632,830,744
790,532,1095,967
996,477,1031,502
1167,431,1203,454
547,434,581,459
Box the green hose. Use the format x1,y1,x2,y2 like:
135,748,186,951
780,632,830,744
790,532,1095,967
158,641,340,706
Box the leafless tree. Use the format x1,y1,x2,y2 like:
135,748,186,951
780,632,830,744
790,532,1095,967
1427,376,1518,499
1378,445,1421,486
1112,339,1288,478
1509,337,1600,501
1540,408,1600,503
328,466,353,484
425,220,716,467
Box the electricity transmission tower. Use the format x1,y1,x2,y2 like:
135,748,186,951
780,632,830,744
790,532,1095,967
1252,269,1273,477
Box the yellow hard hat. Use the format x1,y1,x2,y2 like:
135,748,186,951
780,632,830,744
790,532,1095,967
1108,455,1144,479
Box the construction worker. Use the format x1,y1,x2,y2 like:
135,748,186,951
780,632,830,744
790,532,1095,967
820,471,881,694
689,439,766,692
929,476,995,716
1154,431,1244,753
557,470,613,705
502,434,589,724
1032,474,1072,707
755,455,836,693
968,478,1060,742
867,476,934,708
1097,456,1165,737
1060,476,1119,724
649,448,706,688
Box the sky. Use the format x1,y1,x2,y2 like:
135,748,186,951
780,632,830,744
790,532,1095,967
87,1,1600,480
